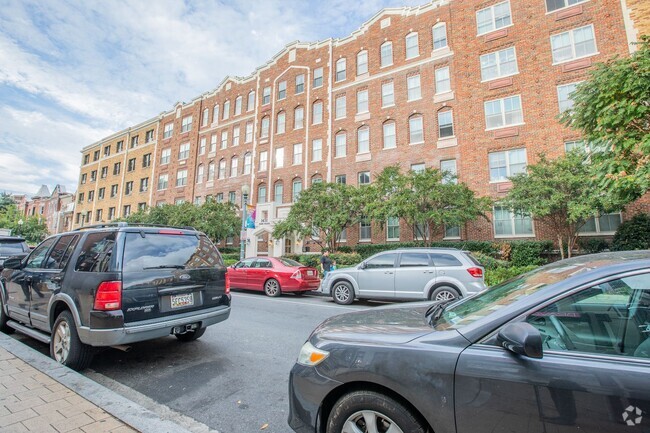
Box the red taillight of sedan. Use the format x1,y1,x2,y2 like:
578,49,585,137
467,267,484,278
291,270,304,280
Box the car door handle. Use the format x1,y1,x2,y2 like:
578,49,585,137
384,271,393,274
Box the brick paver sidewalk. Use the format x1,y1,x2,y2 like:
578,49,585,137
0,348,137,433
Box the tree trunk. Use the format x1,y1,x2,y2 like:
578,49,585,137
558,235,565,260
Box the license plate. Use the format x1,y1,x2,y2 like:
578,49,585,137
171,293,194,309
307,270,315,276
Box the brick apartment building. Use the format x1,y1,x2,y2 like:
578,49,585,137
13,185,75,235
73,0,649,256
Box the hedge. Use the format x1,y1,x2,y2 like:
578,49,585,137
612,213,650,251
282,253,363,269
485,265,538,286
353,241,499,259
508,241,553,267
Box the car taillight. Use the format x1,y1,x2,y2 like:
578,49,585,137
291,270,304,280
158,229,185,235
94,281,122,311
467,267,483,278
225,270,230,294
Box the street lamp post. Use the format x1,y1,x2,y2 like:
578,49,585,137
17,219,23,237
240,184,250,261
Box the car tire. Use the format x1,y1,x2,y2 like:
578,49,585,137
50,311,94,371
430,285,460,302
327,390,427,433
175,327,206,342
0,294,14,334
332,281,354,305
264,278,281,297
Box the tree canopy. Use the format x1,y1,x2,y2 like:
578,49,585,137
0,202,49,244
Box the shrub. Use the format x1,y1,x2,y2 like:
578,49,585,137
218,246,239,254
471,252,510,270
353,241,498,259
485,265,538,286
221,253,240,262
331,252,362,266
578,238,610,254
509,241,552,267
223,258,238,266
336,246,354,253
611,213,650,251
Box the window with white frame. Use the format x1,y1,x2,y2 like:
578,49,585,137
158,174,168,190
546,0,585,13
407,75,421,101
262,86,271,105
261,116,270,138
218,159,226,179
409,116,424,144
243,152,252,174
312,175,323,185
335,174,347,184
382,81,394,107
484,95,523,129
557,82,580,113
278,81,287,100
476,1,512,35
208,162,215,181
202,109,209,126
247,91,255,111
276,111,286,134
445,225,461,239
245,121,253,142
163,122,173,139
383,121,396,149
564,139,593,153
335,132,347,157
313,67,323,88
357,89,369,113
312,139,322,162
480,47,518,81
358,171,370,186
228,191,236,203
551,25,596,63
230,157,238,177
274,182,284,203
489,148,527,182
295,74,305,94
579,213,622,235
294,106,304,129
210,134,217,152
259,151,268,171
292,179,302,202
312,101,323,124
359,217,372,241
438,111,454,138
357,50,368,75
234,96,242,116
194,197,202,206
223,100,230,120
258,185,267,203
178,143,190,160
338,228,347,242
381,41,393,67
196,164,204,183
493,206,533,237
357,127,370,154
199,137,206,155
293,143,302,165
213,105,219,123
221,130,228,149
440,159,457,184
176,169,188,187
411,163,425,174
336,58,346,82
405,32,419,59
181,116,192,133
435,67,451,94
387,217,400,241
215,193,223,203
233,125,240,146
335,95,346,119
275,147,284,168
433,23,447,50
160,148,171,165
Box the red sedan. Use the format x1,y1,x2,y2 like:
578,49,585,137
228,257,320,297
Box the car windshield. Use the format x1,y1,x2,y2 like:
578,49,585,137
0,242,27,255
123,233,223,271
279,258,303,267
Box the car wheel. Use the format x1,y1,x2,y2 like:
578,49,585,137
50,311,94,371
264,279,281,297
332,281,354,305
327,390,426,433
430,286,459,302
175,327,206,342
0,294,14,334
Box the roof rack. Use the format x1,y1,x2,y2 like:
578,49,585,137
73,222,196,231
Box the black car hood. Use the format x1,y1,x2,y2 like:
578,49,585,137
312,302,434,345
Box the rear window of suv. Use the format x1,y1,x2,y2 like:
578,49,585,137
122,233,223,272
0,241,29,255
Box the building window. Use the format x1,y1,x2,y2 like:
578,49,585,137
335,95,346,119
484,95,523,129
215,193,223,203
557,82,580,113
83,154,89,165
357,126,370,154
196,165,204,183
110,184,118,197
438,111,454,138
358,171,370,186
223,100,230,120
293,143,302,165
229,191,236,203
335,58,346,82
480,47,518,81
405,32,419,59
295,74,305,94
90,170,97,182
218,159,226,179
262,86,271,105
207,134,215,153
113,162,121,175
440,159,457,184
313,67,323,88
335,175,347,184
233,125,240,146
411,163,425,174
245,121,253,143
380,81,395,107
234,96,242,116
312,175,323,185
258,185,267,204
407,74,421,101
275,147,284,168
312,139,322,162
130,136,139,148
127,158,136,172
312,101,323,125
294,106,304,129
259,151,268,171
100,166,108,178
387,217,400,241
181,115,192,133
230,157,238,177
123,205,131,218
551,25,597,64
432,23,447,50
546,0,585,12
261,116,270,138
78,192,84,203
564,140,592,153
357,50,368,75
383,121,396,149
435,67,451,94
158,175,168,190
445,225,461,239
476,1,512,35
489,148,527,182
98,187,105,200
335,132,347,157
409,115,424,144
103,145,110,157
125,181,133,195
292,179,302,202
380,41,393,67
493,206,533,237
359,217,371,241
202,108,209,126
208,162,215,181
213,105,219,124
116,140,124,152
88,190,95,202
356,89,369,114
221,130,228,149
93,150,100,161
278,81,287,100
579,213,622,235
274,182,284,203
199,137,206,155
107,207,115,220
178,143,190,160
243,153,252,175
247,91,255,111
176,170,188,187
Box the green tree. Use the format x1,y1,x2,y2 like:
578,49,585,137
272,182,364,251
0,193,15,212
0,203,48,244
561,37,650,202
366,166,492,246
504,151,613,259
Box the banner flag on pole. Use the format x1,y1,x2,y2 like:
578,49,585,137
246,204,256,229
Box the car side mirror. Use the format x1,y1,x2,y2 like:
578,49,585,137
359,262,367,270
2,257,23,270
497,322,543,359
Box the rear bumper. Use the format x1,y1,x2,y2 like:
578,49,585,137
77,305,231,346
284,279,321,292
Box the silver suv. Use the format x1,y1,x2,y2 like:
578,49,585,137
320,248,486,305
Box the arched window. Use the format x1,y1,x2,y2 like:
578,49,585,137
247,91,255,111
276,111,286,134
311,174,323,185
257,184,267,204
292,179,303,202
218,159,226,179
380,41,393,67
294,106,304,129
222,100,230,120
260,116,270,138
357,50,368,75
383,120,396,149
357,126,370,154
243,152,252,175
312,100,323,125
408,114,424,144
234,96,243,116
405,32,419,59
274,182,284,204
196,164,204,183
208,162,215,181
432,23,448,50
230,156,239,177
335,131,347,157
335,58,346,82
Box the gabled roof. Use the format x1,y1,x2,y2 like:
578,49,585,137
33,185,51,199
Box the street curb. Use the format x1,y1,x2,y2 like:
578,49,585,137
0,333,193,433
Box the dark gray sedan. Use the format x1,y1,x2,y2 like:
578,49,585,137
288,251,650,433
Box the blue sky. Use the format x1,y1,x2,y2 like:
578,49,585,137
0,0,425,196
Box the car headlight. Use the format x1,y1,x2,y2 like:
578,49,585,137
297,341,329,366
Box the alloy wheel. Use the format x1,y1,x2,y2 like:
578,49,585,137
334,284,351,303
265,279,279,296
52,320,71,363
434,289,457,302
342,410,405,433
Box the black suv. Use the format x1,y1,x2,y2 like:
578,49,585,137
0,223,231,370
0,236,30,270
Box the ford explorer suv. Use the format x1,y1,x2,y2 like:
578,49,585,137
0,223,231,370
320,248,486,304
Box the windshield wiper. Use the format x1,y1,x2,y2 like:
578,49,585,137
142,265,186,270
425,301,451,325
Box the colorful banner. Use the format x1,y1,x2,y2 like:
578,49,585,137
245,204,256,229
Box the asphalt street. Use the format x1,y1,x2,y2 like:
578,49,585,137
10,291,387,433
